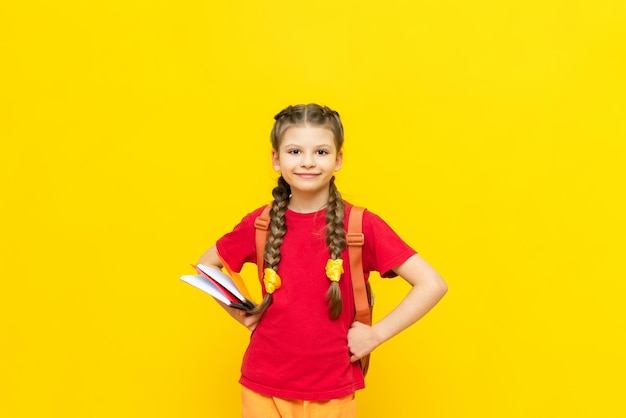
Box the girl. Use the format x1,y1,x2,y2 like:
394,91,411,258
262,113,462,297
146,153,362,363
197,103,447,418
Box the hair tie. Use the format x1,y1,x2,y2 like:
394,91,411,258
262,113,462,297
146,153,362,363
325,259,344,283
263,268,282,294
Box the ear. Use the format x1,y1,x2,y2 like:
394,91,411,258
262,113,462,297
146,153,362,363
334,150,343,172
271,149,281,171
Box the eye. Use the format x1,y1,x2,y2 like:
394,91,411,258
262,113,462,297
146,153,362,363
316,149,330,155
288,149,301,155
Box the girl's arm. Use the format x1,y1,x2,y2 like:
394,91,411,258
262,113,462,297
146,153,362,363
197,245,262,332
347,253,447,362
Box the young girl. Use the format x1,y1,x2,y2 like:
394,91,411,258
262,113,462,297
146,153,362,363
197,103,447,418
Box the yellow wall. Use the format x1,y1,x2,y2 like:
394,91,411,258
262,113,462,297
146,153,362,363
2,1,625,417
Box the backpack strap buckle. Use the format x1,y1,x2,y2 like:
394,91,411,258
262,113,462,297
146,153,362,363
254,216,269,231
346,232,364,246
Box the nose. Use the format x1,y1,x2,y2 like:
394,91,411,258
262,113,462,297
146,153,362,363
301,152,316,168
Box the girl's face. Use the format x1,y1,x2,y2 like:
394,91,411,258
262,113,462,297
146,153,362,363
272,125,343,199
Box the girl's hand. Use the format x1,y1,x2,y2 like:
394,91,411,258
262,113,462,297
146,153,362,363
235,309,262,332
219,302,262,332
197,246,263,332
347,254,447,363
347,321,381,363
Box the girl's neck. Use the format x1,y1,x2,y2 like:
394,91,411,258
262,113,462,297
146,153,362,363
288,191,329,213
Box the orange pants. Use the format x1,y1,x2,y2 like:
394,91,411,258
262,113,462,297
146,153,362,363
241,386,357,418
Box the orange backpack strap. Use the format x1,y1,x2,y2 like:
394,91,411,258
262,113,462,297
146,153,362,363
347,205,373,376
254,204,272,281
347,206,371,326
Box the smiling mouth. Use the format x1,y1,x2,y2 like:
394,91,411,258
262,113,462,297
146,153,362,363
295,173,320,178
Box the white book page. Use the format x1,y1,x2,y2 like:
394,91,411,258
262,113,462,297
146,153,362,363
196,263,246,302
180,274,230,305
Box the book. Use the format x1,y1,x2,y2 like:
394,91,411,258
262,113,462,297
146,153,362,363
181,264,256,312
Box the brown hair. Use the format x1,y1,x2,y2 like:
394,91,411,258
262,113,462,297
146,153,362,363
249,104,346,319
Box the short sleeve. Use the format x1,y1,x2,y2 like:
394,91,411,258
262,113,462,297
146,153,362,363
361,210,417,278
215,206,266,273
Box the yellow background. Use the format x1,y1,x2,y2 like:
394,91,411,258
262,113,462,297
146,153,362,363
2,1,625,417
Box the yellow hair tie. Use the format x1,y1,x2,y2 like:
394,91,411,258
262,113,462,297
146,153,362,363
263,268,282,294
325,259,344,283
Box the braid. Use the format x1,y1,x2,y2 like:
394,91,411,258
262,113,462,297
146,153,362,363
325,176,346,320
248,176,290,316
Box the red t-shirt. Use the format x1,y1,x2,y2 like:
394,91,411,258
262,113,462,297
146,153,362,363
216,203,416,401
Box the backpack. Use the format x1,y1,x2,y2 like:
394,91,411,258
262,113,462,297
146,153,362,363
254,204,374,377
